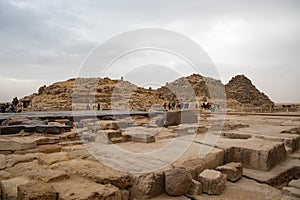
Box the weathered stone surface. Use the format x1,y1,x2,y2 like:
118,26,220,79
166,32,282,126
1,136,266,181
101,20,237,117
6,153,41,168
164,110,198,127
199,169,226,195
282,187,300,198
0,170,13,181
1,177,30,200
223,139,287,171
37,152,69,165
121,190,129,200
1,116,30,126
6,160,70,183
38,144,62,153
51,177,122,200
216,162,243,182
165,168,192,196
189,179,202,195
0,126,24,135
0,154,6,170
17,180,57,200
50,159,132,189
0,137,36,151
130,172,165,199
34,136,60,145
289,179,300,189
131,133,155,143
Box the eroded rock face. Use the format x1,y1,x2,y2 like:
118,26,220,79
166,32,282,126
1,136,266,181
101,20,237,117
1,177,31,199
130,172,165,199
199,169,226,195
223,140,287,171
164,110,198,127
50,159,133,189
165,168,192,196
17,180,57,200
216,162,243,182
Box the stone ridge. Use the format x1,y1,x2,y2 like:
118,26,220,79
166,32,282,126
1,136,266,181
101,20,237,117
225,74,274,106
20,74,273,111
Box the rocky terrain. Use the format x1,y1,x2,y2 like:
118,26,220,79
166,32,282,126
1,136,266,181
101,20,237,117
20,74,274,112
0,110,299,199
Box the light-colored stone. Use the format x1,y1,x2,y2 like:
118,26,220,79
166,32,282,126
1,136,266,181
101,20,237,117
289,179,300,189
282,187,300,198
17,180,57,200
165,168,192,196
1,177,30,200
37,152,70,165
0,154,6,170
130,172,165,199
199,169,226,195
6,153,41,168
51,177,122,200
0,138,36,151
131,133,155,143
50,158,132,189
189,179,202,195
6,160,70,183
216,162,243,182
38,144,62,153
164,110,198,127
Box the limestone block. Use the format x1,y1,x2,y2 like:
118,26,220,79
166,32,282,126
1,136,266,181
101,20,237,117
0,154,6,170
199,169,226,195
289,179,300,189
164,110,198,127
38,144,62,153
1,177,30,200
216,162,243,182
37,152,69,165
165,168,192,196
130,172,165,199
0,138,36,151
189,179,202,195
53,177,122,200
17,180,57,200
282,187,300,198
131,133,155,143
50,159,133,189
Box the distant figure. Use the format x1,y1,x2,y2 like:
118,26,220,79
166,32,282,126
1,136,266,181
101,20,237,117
86,104,91,110
163,102,167,110
168,102,171,110
172,102,176,110
0,104,5,113
12,97,18,107
121,77,124,81
97,103,101,110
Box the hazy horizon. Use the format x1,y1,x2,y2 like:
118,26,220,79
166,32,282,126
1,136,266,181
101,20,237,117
1,0,299,103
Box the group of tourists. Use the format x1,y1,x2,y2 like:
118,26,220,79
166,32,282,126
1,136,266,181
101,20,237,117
0,97,19,113
162,101,220,112
163,102,190,110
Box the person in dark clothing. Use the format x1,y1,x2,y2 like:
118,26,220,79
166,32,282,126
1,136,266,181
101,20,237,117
97,103,101,110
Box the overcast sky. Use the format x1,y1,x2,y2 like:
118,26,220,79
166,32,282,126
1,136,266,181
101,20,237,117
0,0,299,103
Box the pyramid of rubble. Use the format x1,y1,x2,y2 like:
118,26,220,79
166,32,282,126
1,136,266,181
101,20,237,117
225,74,274,106
20,74,274,111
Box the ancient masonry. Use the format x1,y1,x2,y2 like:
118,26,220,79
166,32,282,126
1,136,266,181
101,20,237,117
0,109,299,199
20,74,275,112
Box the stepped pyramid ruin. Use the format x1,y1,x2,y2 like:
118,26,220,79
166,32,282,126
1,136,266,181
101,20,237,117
20,74,274,111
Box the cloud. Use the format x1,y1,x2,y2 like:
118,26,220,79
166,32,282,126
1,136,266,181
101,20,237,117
0,0,299,102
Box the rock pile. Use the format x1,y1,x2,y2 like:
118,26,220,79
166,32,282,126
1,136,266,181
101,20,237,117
225,74,274,107
20,74,274,112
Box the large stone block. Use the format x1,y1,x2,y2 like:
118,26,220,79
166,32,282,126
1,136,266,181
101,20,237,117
165,168,192,196
223,139,287,171
216,162,243,182
189,179,202,195
164,110,198,127
1,177,30,200
199,169,226,195
130,172,165,199
131,133,155,143
50,159,132,189
0,138,36,151
17,180,57,200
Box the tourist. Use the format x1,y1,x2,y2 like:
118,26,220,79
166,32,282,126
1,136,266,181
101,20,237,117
97,103,101,110
168,102,171,110
86,104,91,110
163,102,167,110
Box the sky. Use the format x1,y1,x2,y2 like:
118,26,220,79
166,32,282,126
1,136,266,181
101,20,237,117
0,0,299,103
